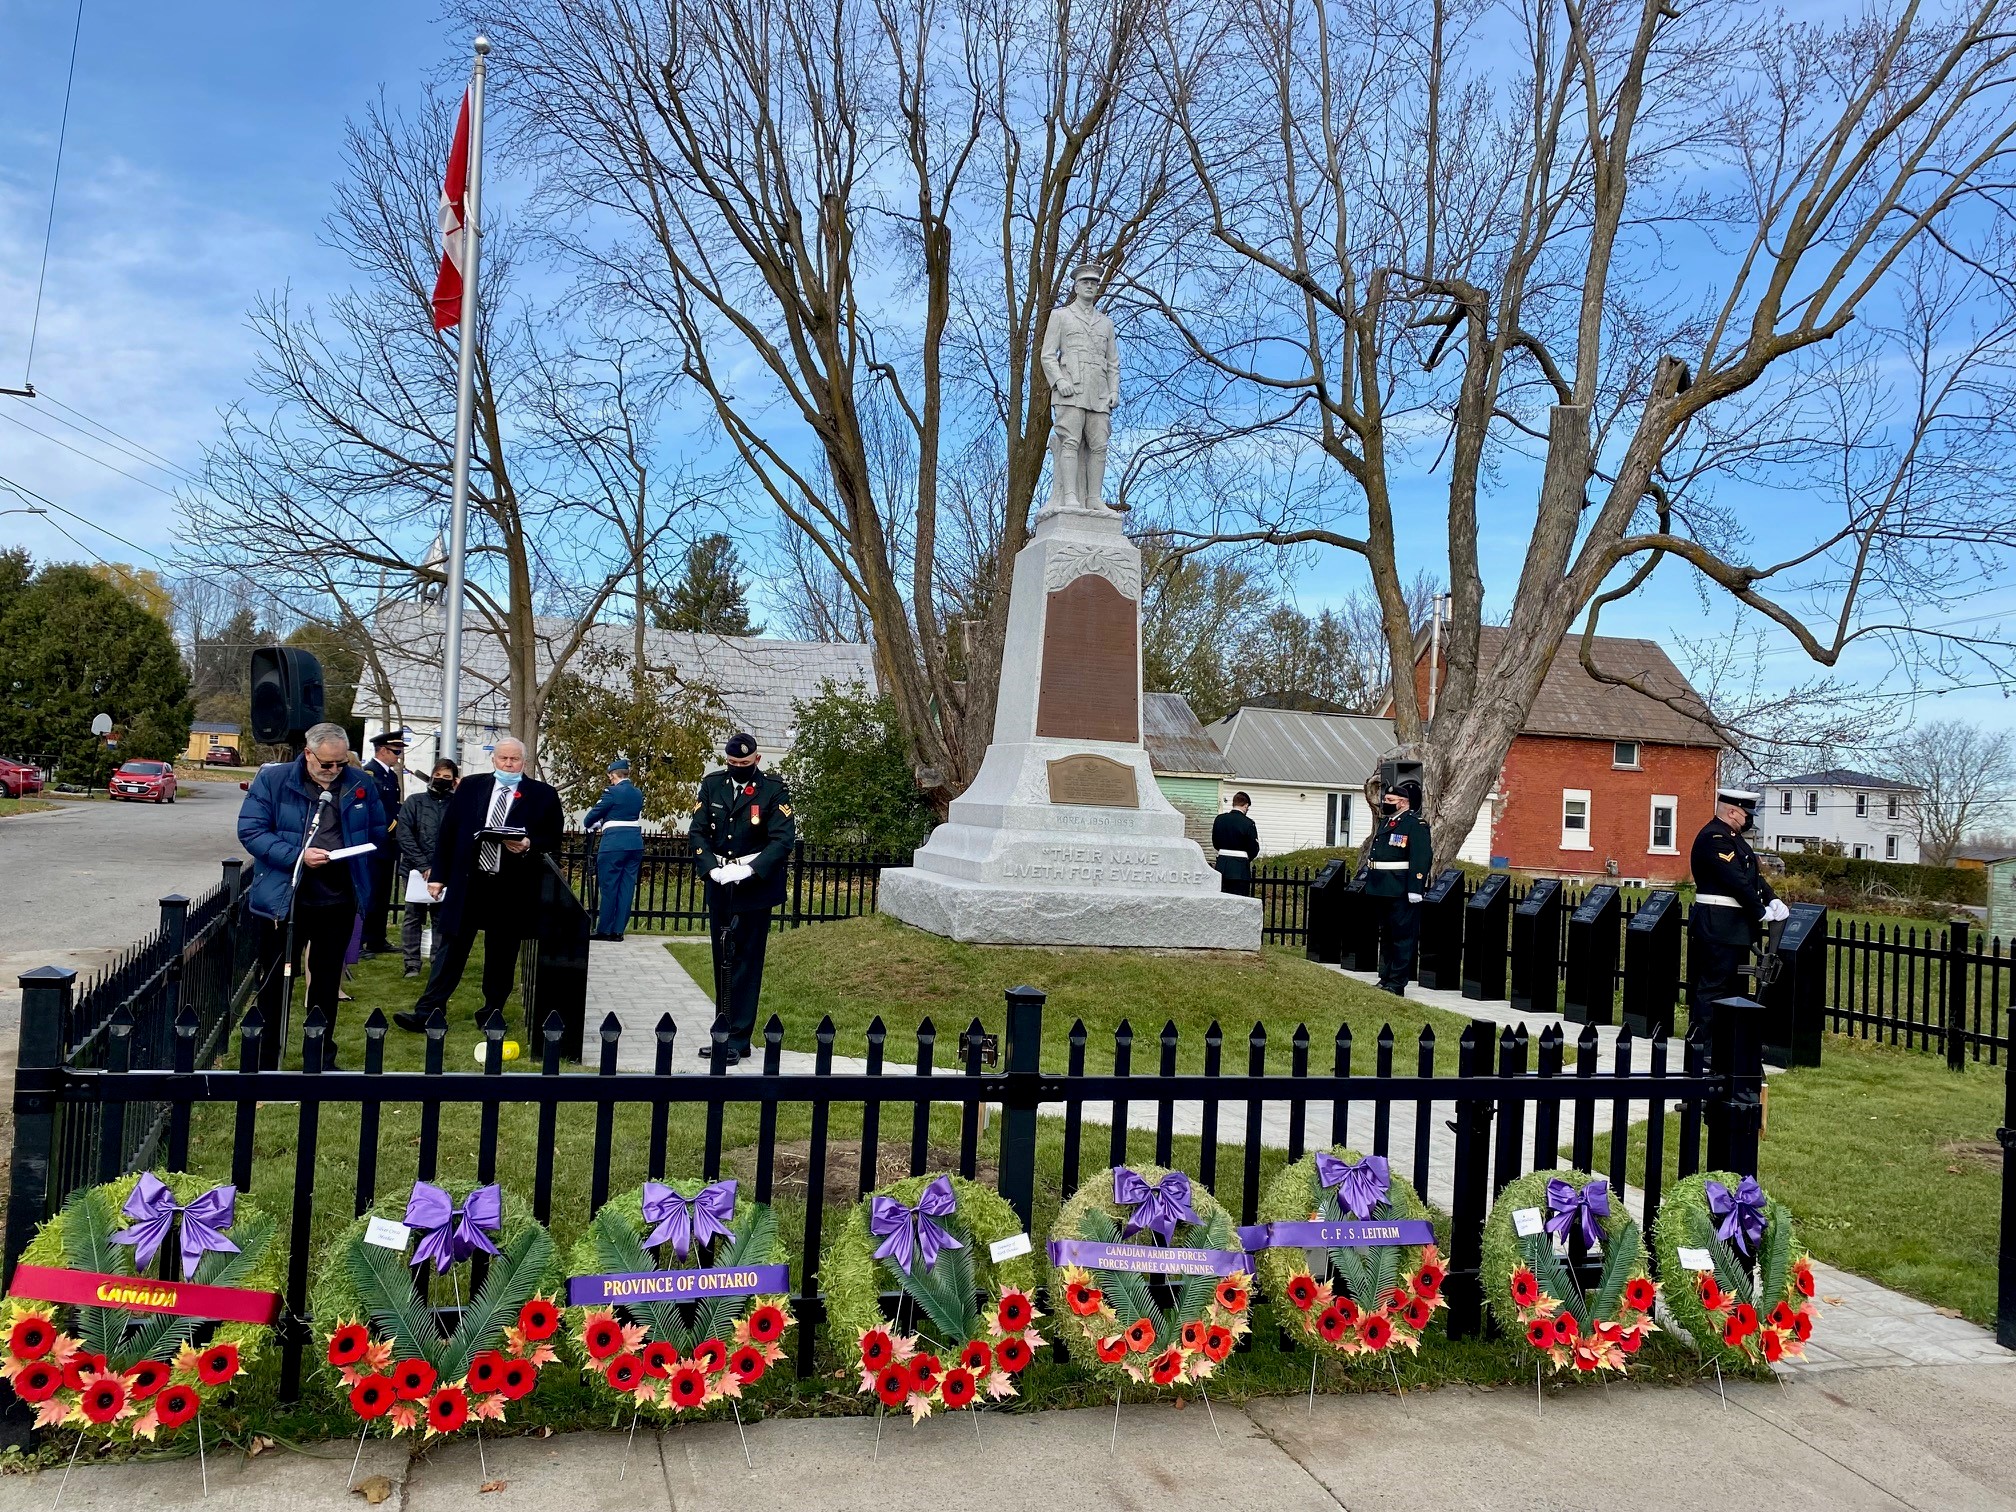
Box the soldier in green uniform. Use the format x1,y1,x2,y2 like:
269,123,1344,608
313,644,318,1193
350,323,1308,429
1363,779,1430,996
690,732,796,1066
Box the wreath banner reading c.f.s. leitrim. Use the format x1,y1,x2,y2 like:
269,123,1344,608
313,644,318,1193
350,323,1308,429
565,1263,791,1306
9,1264,279,1324
1044,1240,1247,1276
1237,1219,1436,1250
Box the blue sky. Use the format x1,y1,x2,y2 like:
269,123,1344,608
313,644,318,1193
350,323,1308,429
1,2,2008,742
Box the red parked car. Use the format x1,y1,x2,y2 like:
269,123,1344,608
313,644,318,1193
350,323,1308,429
110,760,178,803
0,759,43,799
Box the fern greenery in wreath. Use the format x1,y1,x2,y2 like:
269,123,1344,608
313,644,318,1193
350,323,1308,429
1481,1169,1658,1374
1254,1150,1444,1359
564,1179,794,1418
0,1172,282,1439
1651,1171,1815,1368
1047,1164,1251,1391
310,1181,564,1437
824,1173,1042,1421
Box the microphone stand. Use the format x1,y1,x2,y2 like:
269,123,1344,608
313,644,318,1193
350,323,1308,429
279,790,330,1068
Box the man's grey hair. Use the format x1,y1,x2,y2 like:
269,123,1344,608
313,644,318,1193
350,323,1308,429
493,736,526,758
304,722,350,754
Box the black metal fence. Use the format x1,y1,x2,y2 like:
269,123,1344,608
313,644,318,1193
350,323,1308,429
550,835,902,933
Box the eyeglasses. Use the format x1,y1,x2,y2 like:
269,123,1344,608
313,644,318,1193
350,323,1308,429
306,754,347,772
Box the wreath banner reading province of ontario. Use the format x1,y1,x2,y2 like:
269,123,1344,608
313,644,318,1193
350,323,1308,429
1652,1171,1818,1368
1,1172,282,1438
1481,1168,1660,1374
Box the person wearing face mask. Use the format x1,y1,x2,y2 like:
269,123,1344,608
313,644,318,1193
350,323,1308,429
394,759,459,978
688,732,796,1066
1362,778,1431,996
396,736,563,1032
1687,787,1786,1036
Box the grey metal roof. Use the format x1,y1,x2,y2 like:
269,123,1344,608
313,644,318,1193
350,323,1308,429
1762,768,1923,792
1204,706,1396,787
1143,692,1233,776
189,722,241,735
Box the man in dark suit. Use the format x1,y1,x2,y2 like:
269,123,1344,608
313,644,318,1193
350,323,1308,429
690,733,795,1065
1688,787,1786,1035
360,730,407,954
1210,792,1260,897
395,735,564,1031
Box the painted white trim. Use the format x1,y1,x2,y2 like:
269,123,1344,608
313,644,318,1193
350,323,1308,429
1561,788,1593,851
1648,793,1679,855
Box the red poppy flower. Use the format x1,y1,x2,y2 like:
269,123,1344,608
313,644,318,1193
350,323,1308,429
641,1341,679,1380
1123,1319,1155,1354
392,1358,437,1400
1768,1302,1797,1332
1552,1312,1579,1342
1413,1262,1445,1299
350,1375,395,1419
875,1364,910,1408
1285,1274,1320,1312
959,1339,991,1374
1317,1305,1351,1343
906,1353,941,1394
467,1350,506,1395
583,1315,626,1361
940,1367,977,1409
1698,1275,1726,1311
1510,1269,1540,1308
62,1352,106,1391
13,1361,61,1402
1732,1303,1759,1335
196,1344,240,1386
1400,1296,1434,1331
997,1292,1033,1332
518,1298,560,1341
1619,1326,1644,1354
427,1386,469,1433
1722,1317,1749,1349
1760,1328,1784,1363
1524,1319,1555,1349
327,1323,371,1368
124,1359,169,1402
1624,1278,1658,1313
995,1337,1033,1374
155,1384,200,1429
499,1360,537,1400
1179,1320,1207,1352
860,1329,894,1369
1359,1315,1393,1351
605,1354,646,1392
1214,1279,1249,1312
1203,1325,1233,1363
1094,1335,1130,1364
669,1366,708,1409
8,1316,55,1361
1333,1296,1361,1322
80,1375,127,1425
1794,1263,1816,1298
747,1305,788,1343
1571,1348,1597,1372
729,1346,767,1384
1792,1311,1813,1342
1066,1281,1103,1316
692,1338,727,1373
1150,1349,1184,1385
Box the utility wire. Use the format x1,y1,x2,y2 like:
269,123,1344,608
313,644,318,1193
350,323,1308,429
24,0,87,387
19,397,200,486
0,409,181,499
36,391,194,477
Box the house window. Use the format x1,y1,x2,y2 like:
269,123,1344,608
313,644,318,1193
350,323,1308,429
1613,740,1640,769
1886,835,1898,860
1326,792,1351,847
1649,795,1677,853
1780,791,1792,813
1806,791,1819,815
1561,789,1592,850
1887,794,1900,819
1855,793,1867,818
1852,843,1867,859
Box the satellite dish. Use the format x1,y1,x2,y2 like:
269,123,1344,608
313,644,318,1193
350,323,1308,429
90,713,113,736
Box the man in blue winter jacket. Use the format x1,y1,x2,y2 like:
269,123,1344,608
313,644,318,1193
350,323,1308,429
583,756,646,940
236,721,387,1067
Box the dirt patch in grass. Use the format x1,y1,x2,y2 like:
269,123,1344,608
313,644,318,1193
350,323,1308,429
723,1139,997,1209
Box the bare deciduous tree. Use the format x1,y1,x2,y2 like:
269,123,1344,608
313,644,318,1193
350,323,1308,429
1888,720,2016,865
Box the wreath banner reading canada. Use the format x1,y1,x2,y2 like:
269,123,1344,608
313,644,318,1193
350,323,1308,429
1481,1169,1659,1374
1652,1171,1817,1368
1,1173,282,1439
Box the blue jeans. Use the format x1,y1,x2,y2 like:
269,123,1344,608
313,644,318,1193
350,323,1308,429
596,847,642,936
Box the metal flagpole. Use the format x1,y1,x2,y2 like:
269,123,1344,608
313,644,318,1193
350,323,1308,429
438,35,488,770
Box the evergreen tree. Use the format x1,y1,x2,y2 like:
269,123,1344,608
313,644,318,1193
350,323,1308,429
652,534,763,636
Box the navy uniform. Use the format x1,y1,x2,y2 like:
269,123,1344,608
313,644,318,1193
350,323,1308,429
584,758,647,940
1363,781,1430,995
1687,787,1783,1034
360,731,407,953
1210,799,1260,898
690,733,797,1064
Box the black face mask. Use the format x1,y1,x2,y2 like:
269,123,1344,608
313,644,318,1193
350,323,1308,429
430,778,454,796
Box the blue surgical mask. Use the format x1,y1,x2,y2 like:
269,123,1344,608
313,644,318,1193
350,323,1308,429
494,768,523,790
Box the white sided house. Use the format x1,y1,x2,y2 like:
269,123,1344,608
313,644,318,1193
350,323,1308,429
1756,768,1924,864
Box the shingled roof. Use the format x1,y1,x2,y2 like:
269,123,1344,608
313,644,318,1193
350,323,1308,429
1450,628,1722,748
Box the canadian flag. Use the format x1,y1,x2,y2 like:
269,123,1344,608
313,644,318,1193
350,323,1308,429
431,91,473,330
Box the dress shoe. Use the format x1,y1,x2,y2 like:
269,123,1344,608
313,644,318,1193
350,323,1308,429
393,1010,431,1033
403,966,421,978
697,1045,741,1067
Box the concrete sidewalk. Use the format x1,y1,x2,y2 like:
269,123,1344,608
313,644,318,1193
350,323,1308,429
9,1361,2015,1511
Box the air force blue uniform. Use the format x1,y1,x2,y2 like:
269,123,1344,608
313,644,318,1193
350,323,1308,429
584,778,647,937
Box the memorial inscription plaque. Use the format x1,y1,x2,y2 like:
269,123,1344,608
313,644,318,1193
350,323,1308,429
1036,574,1138,742
1047,753,1139,808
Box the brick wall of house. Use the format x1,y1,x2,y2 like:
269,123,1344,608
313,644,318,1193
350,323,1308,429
1492,735,1717,883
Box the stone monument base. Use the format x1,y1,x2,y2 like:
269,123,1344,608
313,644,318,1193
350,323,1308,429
877,866,1262,950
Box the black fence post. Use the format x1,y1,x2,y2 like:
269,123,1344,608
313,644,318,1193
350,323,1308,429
4,968,71,1288
157,894,189,1069
1947,919,1971,1073
1446,1021,1494,1339
997,986,1045,1232
1705,994,1765,1177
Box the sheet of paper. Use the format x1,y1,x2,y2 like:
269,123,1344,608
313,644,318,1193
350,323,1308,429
1512,1207,1545,1238
1676,1246,1716,1272
364,1217,411,1251
325,842,375,861
405,869,433,904
989,1233,1033,1263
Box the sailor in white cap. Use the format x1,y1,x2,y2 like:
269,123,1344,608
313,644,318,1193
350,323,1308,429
1687,787,1789,1033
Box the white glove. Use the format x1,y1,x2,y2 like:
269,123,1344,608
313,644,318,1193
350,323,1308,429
723,862,755,885
1764,899,1790,923
707,865,731,885
1407,892,1424,904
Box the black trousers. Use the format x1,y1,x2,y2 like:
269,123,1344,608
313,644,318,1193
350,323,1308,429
257,900,355,1067
413,917,525,1021
1688,921,1751,1037
1375,894,1421,992
708,904,773,1053
1215,859,1252,898
363,848,395,951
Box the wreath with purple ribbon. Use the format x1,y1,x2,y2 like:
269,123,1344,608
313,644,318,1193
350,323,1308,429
1481,1168,1659,1375
1651,1171,1816,1368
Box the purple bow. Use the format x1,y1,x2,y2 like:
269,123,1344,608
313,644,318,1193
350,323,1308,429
1705,1176,1768,1257
108,1174,241,1279
1544,1178,1610,1247
404,1181,502,1273
869,1175,963,1276
1113,1168,1198,1243
1314,1153,1390,1220
641,1179,737,1260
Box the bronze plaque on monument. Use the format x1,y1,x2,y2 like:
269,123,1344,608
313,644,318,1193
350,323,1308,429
1035,575,1139,742
1047,754,1139,808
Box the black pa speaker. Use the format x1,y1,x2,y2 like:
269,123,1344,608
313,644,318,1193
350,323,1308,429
249,647,326,745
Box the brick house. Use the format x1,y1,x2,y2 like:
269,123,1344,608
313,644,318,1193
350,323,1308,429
1392,629,1723,884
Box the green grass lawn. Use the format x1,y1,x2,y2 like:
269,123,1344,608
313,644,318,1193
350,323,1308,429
0,797,55,818
1588,1032,2006,1326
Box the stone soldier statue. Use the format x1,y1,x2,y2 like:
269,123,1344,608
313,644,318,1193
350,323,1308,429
1040,262,1120,513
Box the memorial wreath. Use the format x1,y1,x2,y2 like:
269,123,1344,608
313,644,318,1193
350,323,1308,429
1047,1164,1251,1391
825,1173,1042,1420
1481,1169,1659,1374
311,1180,564,1437
1251,1150,1444,1359
1651,1171,1816,1368
1,1172,281,1439
564,1178,794,1417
